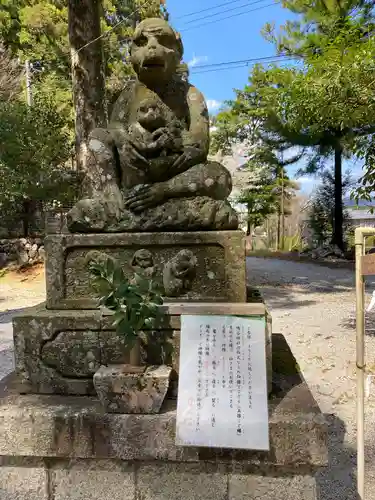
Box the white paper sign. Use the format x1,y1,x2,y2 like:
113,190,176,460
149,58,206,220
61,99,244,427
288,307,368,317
176,315,269,451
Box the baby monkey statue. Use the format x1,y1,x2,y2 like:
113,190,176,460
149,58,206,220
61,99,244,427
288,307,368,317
67,18,238,232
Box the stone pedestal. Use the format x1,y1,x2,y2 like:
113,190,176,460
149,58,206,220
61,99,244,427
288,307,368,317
93,364,172,414
0,345,328,500
45,231,246,309
13,302,271,396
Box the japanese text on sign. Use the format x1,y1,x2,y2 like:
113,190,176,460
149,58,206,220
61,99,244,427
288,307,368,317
176,315,269,450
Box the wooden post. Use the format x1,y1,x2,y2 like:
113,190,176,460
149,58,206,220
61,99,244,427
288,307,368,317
354,226,375,499
355,228,365,500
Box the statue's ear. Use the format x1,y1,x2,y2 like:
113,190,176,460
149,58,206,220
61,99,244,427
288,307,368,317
176,62,189,81
175,31,184,60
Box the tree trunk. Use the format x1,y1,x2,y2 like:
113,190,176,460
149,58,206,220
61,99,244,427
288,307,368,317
276,209,281,250
280,168,285,251
332,143,344,251
68,0,106,175
21,199,37,237
246,204,251,236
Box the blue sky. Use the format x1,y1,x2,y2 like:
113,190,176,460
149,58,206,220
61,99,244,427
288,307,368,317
165,0,363,195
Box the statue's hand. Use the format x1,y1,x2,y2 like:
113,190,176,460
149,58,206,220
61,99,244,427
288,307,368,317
123,183,166,213
122,140,150,171
171,146,202,173
151,127,175,150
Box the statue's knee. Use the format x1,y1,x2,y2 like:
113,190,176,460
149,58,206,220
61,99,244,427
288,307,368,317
204,161,232,199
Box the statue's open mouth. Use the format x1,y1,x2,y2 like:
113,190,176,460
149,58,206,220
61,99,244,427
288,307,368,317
142,57,165,70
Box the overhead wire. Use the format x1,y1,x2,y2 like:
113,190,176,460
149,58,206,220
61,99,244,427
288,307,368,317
190,57,296,74
190,54,296,70
76,0,155,53
174,0,258,20
76,0,280,51
179,0,271,27
180,2,280,33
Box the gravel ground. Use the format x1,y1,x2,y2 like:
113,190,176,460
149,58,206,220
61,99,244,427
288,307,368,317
1,259,375,498
0,266,45,380
247,256,375,499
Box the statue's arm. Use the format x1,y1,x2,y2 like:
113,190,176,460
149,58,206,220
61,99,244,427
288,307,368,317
185,85,210,157
170,85,209,174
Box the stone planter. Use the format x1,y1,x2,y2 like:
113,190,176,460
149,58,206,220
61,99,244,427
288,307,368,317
93,364,172,414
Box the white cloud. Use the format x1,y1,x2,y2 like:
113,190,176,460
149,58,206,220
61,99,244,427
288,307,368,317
295,175,316,194
187,54,208,68
206,99,222,112
295,175,314,184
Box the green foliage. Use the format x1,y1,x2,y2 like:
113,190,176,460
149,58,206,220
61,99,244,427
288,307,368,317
283,233,303,252
88,256,164,350
211,95,300,237
0,93,77,207
0,0,169,132
235,163,298,233
227,0,375,249
308,169,354,246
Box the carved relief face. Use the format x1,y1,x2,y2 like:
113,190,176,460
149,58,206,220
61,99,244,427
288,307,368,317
132,249,153,269
171,250,197,278
130,18,183,84
137,99,166,131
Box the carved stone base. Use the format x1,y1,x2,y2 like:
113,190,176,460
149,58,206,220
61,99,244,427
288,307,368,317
12,303,271,396
45,231,246,309
0,359,328,500
93,364,172,414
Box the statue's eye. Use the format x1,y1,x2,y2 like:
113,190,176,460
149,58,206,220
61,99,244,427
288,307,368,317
134,35,148,47
158,35,174,48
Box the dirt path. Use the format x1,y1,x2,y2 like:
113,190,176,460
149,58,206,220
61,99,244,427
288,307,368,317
0,265,45,379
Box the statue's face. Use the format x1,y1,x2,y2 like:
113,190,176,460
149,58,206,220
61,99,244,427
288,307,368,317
133,249,153,269
130,19,182,84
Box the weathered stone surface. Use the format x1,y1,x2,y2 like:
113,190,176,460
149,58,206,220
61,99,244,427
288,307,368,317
137,463,228,500
0,461,48,500
228,474,317,499
45,231,246,308
0,458,322,500
68,196,238,233
13,305,103,395
66,19,239,234
94,364,172,414
0,379,327,466
13,302,270,396
51,460,135,500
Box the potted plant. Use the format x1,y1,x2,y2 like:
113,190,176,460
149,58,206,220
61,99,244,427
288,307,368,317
87,255,171,414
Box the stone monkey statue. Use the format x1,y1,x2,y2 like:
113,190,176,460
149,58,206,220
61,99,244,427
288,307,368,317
67,18,237,232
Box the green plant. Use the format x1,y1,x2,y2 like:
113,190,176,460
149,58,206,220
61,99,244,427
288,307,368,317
88,256,164,352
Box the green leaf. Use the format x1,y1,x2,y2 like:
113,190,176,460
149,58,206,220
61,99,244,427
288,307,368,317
113,311,126,327
113,264,125,286
92,277,111,294
105,257,115,280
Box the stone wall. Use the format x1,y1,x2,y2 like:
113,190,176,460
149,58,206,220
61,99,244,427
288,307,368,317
0,237,45,268
0,458,318,500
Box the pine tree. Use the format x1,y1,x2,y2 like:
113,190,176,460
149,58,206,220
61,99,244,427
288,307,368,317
244,0,375,250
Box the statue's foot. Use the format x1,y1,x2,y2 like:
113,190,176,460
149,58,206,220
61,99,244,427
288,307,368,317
123,183,166,213
113,196,239,232
67,196,238,233
67,198,122,233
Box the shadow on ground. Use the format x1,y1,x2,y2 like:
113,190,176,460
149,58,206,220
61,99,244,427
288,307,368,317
0,307,33,324
256,284,353,310
272,334,358,499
